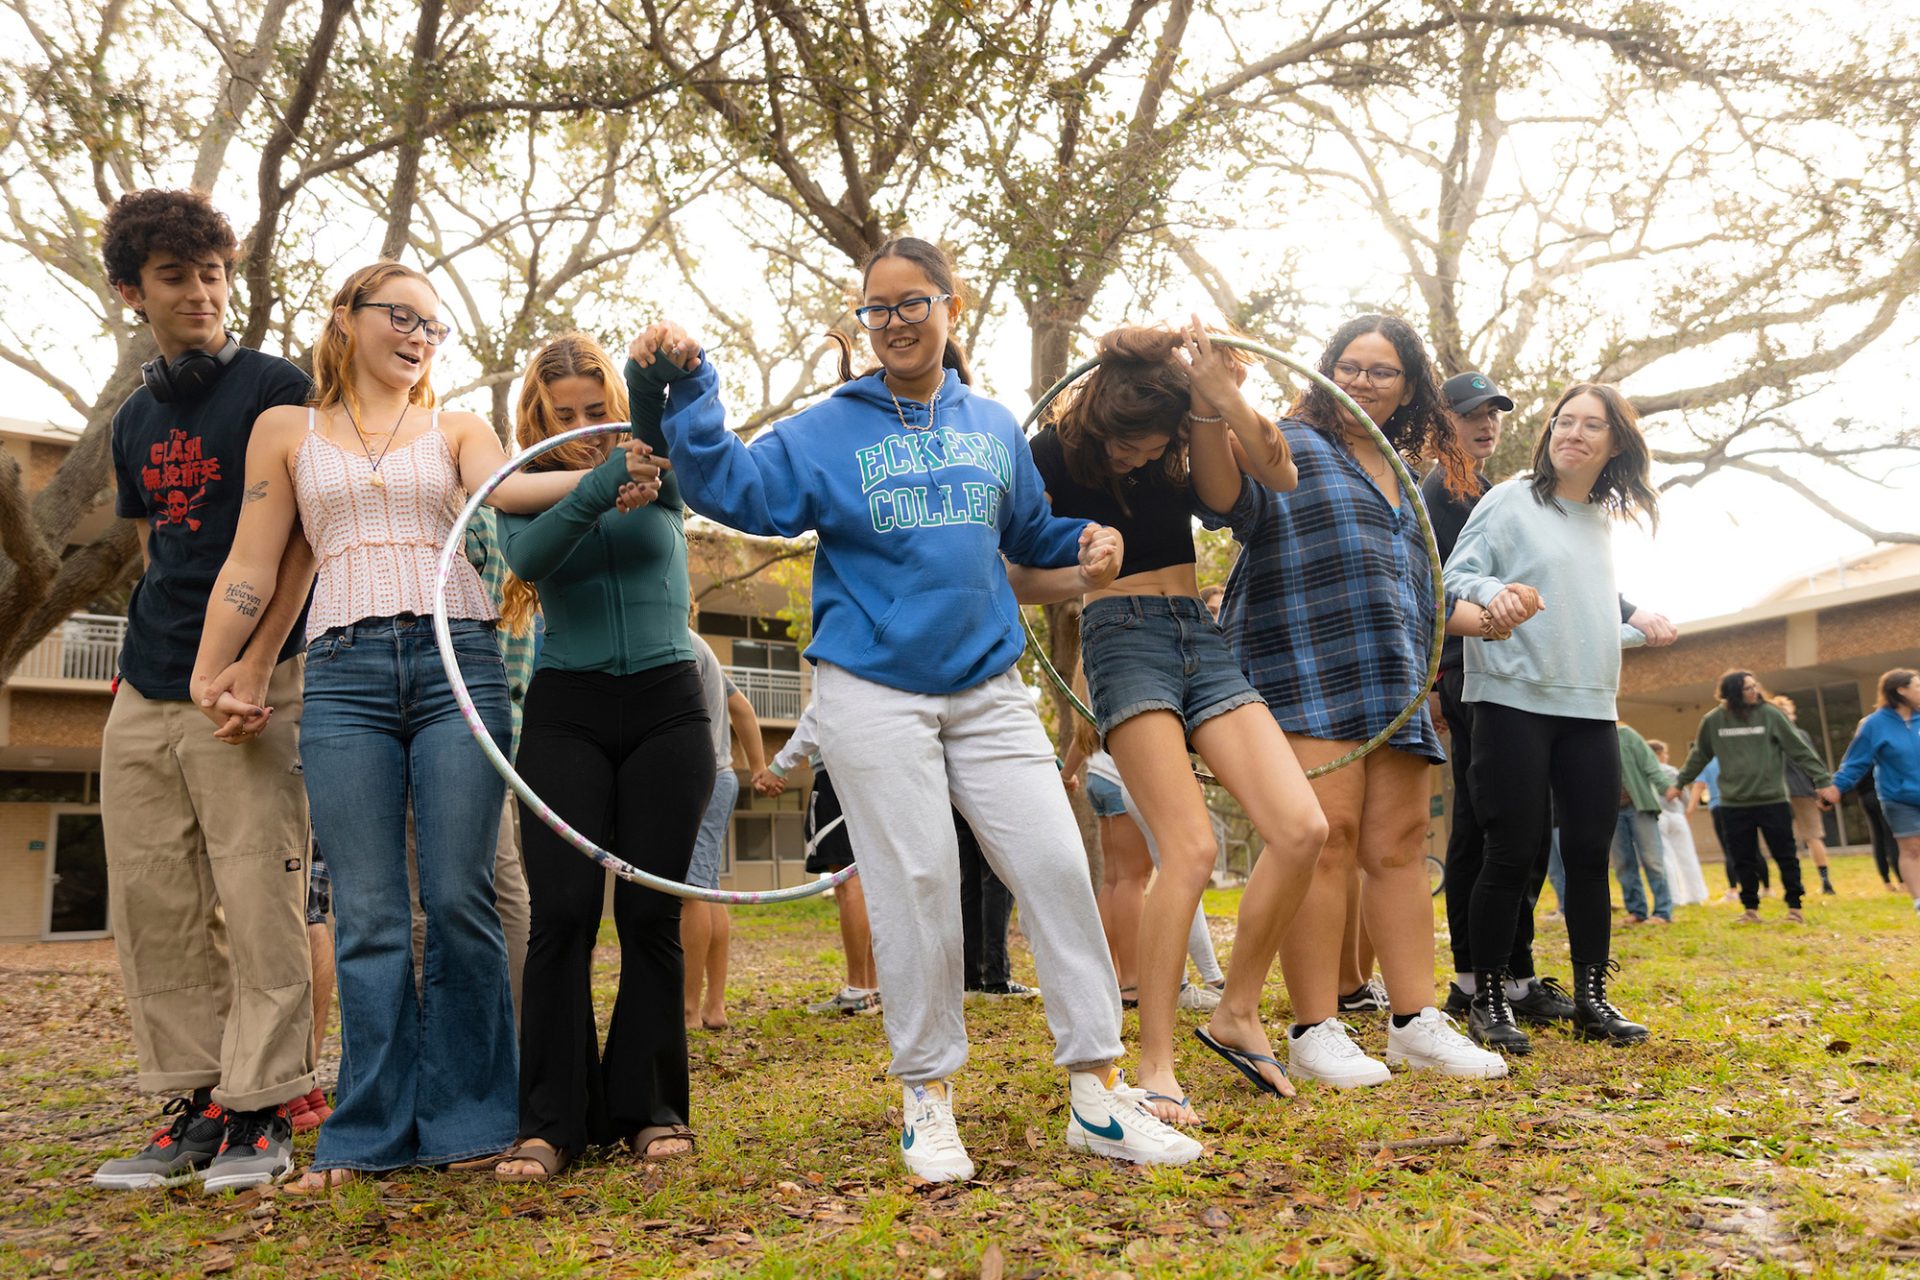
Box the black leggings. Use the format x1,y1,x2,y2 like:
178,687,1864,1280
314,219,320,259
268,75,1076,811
514,662,714,1153
1861,783,1899,885
1439,670,1550,977
1468,703,1619,972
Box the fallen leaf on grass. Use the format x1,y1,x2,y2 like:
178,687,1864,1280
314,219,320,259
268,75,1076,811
200,1249,235,1275
980,1242,1006,1280
1025,1126,1043,1151
1198,1206,1233,1230
209,1223,255,1244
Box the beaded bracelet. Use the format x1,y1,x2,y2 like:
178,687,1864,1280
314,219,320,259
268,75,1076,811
1479,609,1512,642
1187,410,1226,424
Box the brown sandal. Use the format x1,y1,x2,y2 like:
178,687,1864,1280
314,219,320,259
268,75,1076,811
630,1125,695,1160
284,1167,359,1196
493,1140,569,1183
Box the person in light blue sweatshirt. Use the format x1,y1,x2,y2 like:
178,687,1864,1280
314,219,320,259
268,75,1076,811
649,237,1203,1181
1826,668,1920,910
1444,381,1663,1054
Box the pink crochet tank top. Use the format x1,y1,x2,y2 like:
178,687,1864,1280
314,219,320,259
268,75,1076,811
293,408,496,640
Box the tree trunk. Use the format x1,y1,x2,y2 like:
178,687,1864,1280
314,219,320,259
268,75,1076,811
379,0,444,262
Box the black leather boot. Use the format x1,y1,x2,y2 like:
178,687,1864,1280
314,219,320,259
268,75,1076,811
1572,960,1649,1045
1467,969,1531,1055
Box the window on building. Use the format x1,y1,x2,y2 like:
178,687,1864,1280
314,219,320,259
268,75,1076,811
730,639,800,672
0,772,88,803
1776,682,1866,846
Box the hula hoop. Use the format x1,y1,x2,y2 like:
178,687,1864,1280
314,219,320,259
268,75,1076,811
432,421,855,905
1018,336,1446,781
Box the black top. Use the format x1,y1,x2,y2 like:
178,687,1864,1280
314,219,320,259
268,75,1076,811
112,346,313,700
1421,465,1637,676
1027,425,1198,579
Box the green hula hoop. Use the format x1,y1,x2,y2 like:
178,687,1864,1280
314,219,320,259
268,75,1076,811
1018,335,1445,781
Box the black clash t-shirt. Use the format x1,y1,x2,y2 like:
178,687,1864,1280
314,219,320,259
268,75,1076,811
112,346,312,700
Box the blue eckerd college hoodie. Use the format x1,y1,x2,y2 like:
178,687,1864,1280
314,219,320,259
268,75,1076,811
656,355,1088,695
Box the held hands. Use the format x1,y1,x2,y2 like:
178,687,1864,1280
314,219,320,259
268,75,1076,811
1626,607,1678,647
1077,523,1123,592
752,768,786,797
628,321,702,376
1176,314,1247,419
1815,784,1842,811
1487,583,1544,632
192,661,274,745
1663,786,1682,804
614,439,670,512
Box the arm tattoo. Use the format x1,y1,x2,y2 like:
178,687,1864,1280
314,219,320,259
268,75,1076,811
223,581,262,618
243,481,269,504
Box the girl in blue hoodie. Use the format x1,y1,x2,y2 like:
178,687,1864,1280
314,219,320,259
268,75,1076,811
1828,668,1920,910
651,237,1202,1181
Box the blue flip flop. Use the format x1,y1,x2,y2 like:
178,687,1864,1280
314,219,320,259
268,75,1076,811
1193,1027,1287,1097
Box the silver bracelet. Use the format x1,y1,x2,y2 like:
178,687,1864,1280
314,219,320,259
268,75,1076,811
1187,410,1225,424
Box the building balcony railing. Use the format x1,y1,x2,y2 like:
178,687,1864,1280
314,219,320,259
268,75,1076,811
10,614,125,690
723,665,807,723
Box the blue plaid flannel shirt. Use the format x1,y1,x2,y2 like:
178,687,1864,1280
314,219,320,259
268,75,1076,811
1199,419,1450,764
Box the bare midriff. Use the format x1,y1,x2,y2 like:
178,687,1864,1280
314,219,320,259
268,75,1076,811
1084,561,1200,604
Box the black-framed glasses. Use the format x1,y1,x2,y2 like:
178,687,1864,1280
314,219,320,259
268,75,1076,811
853,294,951,331
1331,361,1403,386
355,301,452,345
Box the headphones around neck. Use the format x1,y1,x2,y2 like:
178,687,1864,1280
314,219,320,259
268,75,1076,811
142,334,240,404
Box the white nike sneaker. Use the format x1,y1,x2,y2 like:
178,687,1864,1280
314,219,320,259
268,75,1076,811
1287,1017,1392,1088
1064,1069,1204,1166
1385,1006,1509,1079
899,1081,973,1182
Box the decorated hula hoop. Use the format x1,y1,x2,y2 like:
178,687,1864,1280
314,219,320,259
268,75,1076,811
433,421,855,905
1018,336,1445,781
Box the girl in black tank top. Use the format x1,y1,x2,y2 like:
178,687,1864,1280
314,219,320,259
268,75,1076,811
1021,319,1328,1133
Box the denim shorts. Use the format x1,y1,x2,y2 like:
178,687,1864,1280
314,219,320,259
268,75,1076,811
1080,595,1265,740
1085,772,1128,818
687,767,740,889
1882,797,1920,839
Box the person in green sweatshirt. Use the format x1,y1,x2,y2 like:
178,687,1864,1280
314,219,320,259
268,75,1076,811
1668,670,1832,924
491,327,703,1182
1612,724,1673,924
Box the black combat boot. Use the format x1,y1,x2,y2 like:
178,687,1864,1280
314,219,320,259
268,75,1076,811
1572,960,1648,1045
1467,969,1532,1055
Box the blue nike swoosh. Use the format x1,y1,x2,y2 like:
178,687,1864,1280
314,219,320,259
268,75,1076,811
901,1125,915,1150
1071,1108,1125,1141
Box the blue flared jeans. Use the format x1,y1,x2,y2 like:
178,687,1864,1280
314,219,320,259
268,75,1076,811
301,615,517,1171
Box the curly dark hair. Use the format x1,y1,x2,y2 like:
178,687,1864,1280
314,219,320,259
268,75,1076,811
101,189,239,320
1288,313,1474,499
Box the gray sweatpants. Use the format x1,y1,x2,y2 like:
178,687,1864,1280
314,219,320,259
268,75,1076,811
1119,787,1226,985
815,662,1124,1083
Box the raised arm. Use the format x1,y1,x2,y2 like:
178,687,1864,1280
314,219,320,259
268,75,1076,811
1181,317,1294,509
446,410,656,515
654,343,817,539
498,454,635,581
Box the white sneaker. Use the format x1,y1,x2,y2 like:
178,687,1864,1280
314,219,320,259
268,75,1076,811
1287,1017,1392,1087
1064,1069,1203,1166
899,1081,973,1182
1385,1006,1509,1079
1176,982,1223,1012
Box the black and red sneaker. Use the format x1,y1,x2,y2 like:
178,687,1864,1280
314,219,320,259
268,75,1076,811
92,1090,226,1189
201,1104,295,1192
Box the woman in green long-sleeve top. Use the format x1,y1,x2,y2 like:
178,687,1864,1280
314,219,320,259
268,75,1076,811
490,327,713,1181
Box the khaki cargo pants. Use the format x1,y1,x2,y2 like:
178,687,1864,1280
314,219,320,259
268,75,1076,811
101,658,316,1111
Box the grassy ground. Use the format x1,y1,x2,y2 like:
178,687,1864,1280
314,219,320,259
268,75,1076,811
3,857,1918,1278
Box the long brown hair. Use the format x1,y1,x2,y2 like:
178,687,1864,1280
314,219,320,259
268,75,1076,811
311,262,440,423
498,333,632,635
1050,325,1194,512
1527,382,1660,532
829,237,973,386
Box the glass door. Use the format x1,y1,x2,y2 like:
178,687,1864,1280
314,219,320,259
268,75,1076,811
45,809,109,938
